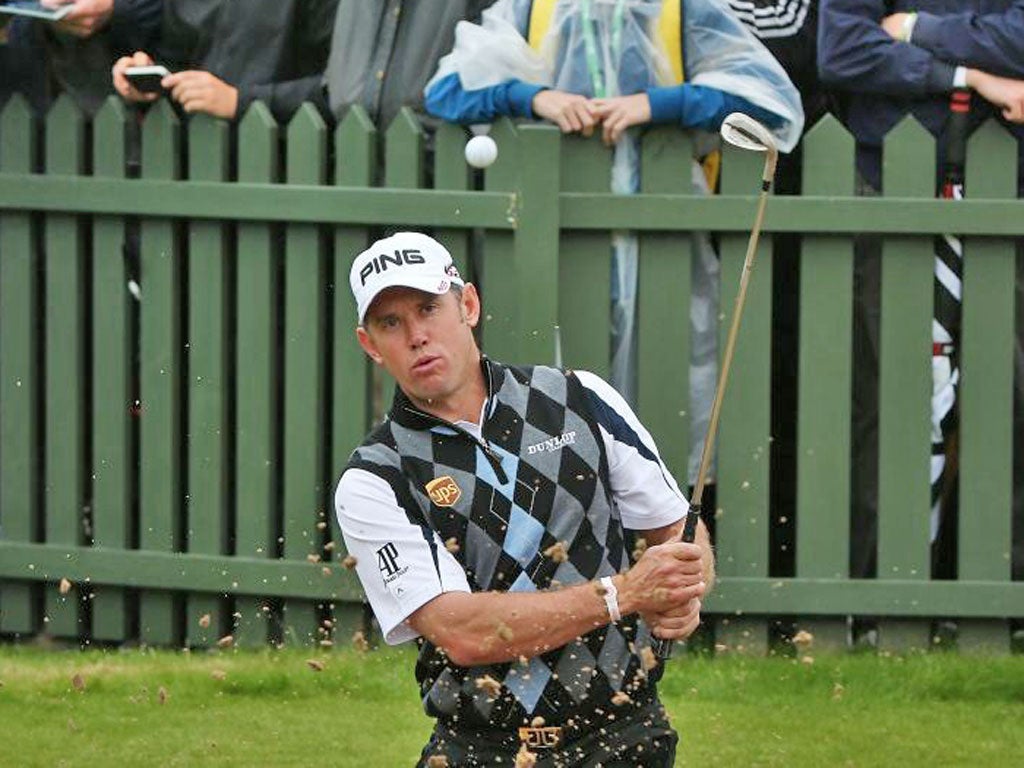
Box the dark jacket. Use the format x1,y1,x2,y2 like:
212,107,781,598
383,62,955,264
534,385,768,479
322,0,495,128
1,0,162,115
818,0,1024,189
156,0,338,123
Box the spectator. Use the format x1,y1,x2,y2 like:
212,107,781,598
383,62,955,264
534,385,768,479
818,0,1024,614
112,0,338,123
1,0,161,115
321,0,498,129
424,0,803,487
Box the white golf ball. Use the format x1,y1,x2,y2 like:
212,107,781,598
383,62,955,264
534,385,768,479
465,135,498,169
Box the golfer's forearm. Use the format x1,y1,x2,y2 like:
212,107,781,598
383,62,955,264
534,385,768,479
411,580,618,666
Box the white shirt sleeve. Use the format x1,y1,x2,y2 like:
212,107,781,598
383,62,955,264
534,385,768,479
574,370,689,531
334,468,471,645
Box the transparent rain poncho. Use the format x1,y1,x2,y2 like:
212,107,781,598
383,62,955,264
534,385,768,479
429,0,803,482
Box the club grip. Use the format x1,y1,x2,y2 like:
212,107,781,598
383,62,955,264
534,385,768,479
651,506,702,659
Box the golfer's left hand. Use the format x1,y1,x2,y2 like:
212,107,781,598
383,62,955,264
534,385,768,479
162,71,239,119
43,0,114,38
649,595,703,641
591,94,651,146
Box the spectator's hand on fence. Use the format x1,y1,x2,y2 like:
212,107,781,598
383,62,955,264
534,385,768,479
43,0,113,38
591,94,652,146
880,12,911,40
532,89,600,136
966,69,1024,123
162,71,239,119
112,51,159,104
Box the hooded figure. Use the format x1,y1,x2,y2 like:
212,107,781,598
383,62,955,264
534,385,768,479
425,0,802,483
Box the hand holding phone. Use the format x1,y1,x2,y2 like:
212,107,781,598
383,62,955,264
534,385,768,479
124,65,171,94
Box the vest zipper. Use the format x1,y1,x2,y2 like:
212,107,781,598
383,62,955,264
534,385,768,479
401,406,509,486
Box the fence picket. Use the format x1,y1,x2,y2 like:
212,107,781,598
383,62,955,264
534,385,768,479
637,128,693,488
42,95,87,640
557,135,611,376
795,116,856,650
877,117,935,652
138,100,183,646
330,106,377,643
714,143,773,654
90,97,132,643
0,95,39,637
282,105,328,645
958,120,1017,652
234,103,280,647
185,115,232,647
434,123,473,281
480,119,521,362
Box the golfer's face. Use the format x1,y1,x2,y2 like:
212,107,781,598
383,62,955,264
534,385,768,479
358,286,479,409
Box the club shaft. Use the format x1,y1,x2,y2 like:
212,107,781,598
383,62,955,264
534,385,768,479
652,153,775,659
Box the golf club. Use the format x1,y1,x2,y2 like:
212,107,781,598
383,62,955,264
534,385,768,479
652,113,778,659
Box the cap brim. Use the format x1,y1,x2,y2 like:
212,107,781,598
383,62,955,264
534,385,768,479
357,275,462,324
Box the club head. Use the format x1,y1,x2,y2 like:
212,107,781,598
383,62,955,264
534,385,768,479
720,112,776,154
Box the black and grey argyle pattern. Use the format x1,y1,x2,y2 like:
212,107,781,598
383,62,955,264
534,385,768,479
347,359,658,730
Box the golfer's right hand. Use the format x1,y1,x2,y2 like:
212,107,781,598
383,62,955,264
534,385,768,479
618,541,705,618
112,51,159,104
531,89,600,137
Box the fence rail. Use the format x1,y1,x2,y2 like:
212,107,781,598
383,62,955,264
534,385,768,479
1,94,1021,652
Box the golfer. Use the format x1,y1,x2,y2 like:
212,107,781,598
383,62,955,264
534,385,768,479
335,231,714,767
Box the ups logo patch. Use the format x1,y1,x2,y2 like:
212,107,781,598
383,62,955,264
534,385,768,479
426,476,462,508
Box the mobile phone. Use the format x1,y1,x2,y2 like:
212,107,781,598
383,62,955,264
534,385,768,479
125,65,171,94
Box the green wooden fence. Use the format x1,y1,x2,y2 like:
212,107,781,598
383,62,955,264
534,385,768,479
0,95,1021,652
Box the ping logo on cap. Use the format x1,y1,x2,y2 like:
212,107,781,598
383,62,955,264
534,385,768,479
426,476,462,507
359,248,426,286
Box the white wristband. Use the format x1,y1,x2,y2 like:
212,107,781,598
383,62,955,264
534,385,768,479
600,576,621,622
953,66,968,90
900,11,918,43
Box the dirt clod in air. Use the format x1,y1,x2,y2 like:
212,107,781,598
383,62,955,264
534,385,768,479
640,647,659,672
198,613,211,628
59,578,73,595
211,669,227,681
217,635,234,649
445,537,460,554
341,555,358,570
158,686,168,704
71,674,85,692
496,622,514,641
515,744,538,768
352,631,370,652
426,756,449,768
475,675,502,698
530,716,545,727
611,691,632,706
792,629,814,647
632,537,648,560
306,659,325,672
543,541,569,563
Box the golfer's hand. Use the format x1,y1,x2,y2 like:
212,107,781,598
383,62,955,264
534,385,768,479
163,71,239,119
619,541,705,618
966,69,1024,123
112,51,159,104
591,94,652,146
532,89,600,136
44,0,114,38
648,596,703,641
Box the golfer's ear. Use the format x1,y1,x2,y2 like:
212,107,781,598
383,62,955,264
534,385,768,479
356,326,383,364
461,284,481,328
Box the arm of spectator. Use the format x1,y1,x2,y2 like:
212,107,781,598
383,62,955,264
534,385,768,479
882,3,1024,79
112,50,159,104
42,0,112,38
107,0,164,56
818,0,956,97
600,85,782,143
424,72,545,123
239,76,326,125
162,70,238,119
964,69,1024,123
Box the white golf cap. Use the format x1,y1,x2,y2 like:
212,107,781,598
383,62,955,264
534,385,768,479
350,232,465,324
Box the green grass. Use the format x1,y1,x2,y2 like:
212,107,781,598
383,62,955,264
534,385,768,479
1,645,1021,767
